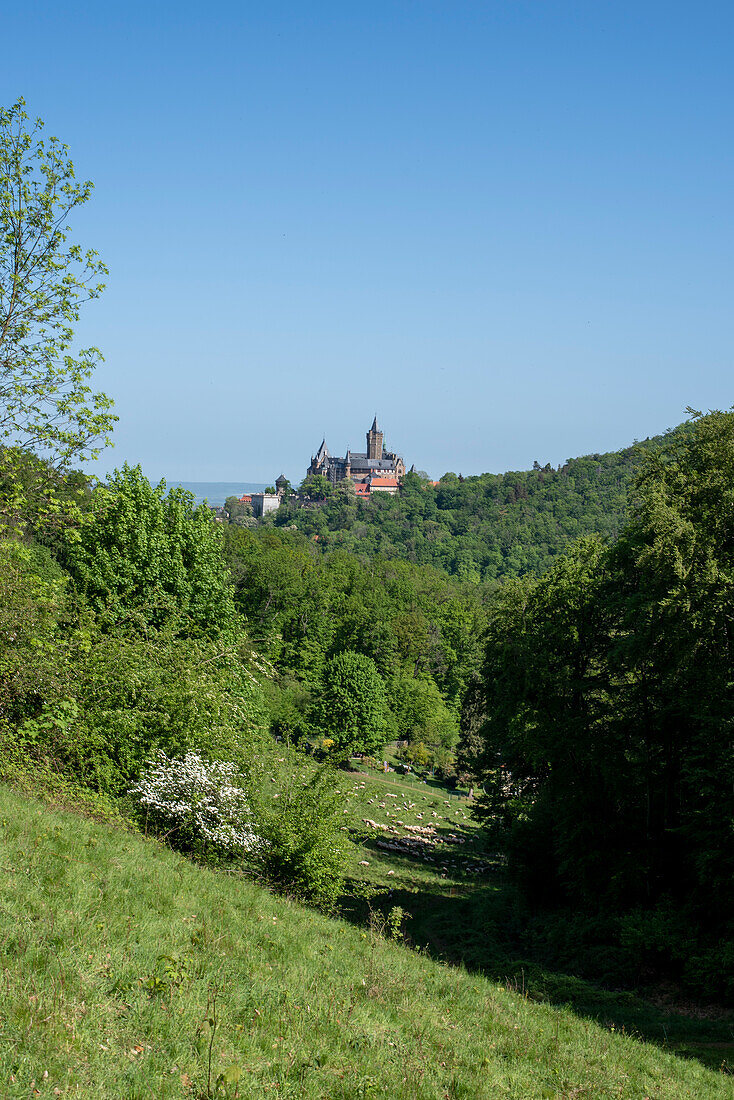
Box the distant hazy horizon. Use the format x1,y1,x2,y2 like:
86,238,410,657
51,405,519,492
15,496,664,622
170,482,267,507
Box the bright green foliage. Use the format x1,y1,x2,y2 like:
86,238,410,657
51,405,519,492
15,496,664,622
318,650,388,758
66,464,236,636
0,447,96,540
3,622,269,797
0,539,80,732
0,528,268,797
225,526,486,712
404,739,431,767
225,525,484,774
391,671,459,750
0,99,115,466
248,751,352,908
67,630,268,795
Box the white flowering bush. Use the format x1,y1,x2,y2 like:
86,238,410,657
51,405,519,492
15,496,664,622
129,752,260,855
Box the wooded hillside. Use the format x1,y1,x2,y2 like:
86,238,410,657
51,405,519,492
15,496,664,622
275,430,683,581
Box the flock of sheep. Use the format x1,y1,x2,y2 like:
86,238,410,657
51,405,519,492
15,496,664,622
348,780,493,879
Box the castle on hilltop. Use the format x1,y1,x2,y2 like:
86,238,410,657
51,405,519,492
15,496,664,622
307,418,406,496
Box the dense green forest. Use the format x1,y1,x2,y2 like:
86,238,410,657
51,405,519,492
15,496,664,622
460,411,734,1000
223,525,489,768
5,415,732,1005
272,433,680,581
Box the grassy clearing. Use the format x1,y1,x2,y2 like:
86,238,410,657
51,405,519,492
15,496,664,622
0,785,732,1098
339,766,734,1074
341,768,487,886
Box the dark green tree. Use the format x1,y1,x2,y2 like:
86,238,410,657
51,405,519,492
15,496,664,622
391,672,458,750
461,412,734,995
607,409,734,919
299,474,332,501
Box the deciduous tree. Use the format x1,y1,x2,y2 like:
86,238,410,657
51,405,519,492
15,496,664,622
0,99,115,465
317,650,387,759
66,464,236,637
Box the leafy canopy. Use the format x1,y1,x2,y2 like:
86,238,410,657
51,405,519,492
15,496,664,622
461,411,734,997
65,463,236,637
318,649,388,758
0,98,115,464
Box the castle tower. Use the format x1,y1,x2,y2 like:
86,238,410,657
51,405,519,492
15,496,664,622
345,449,352,478
366,416,383,461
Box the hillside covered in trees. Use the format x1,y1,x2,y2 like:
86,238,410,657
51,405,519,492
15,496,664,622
224,526,489,771
275,431,684,581
459,410,734,1002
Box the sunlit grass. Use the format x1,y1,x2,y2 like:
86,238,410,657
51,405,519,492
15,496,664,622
0,784,731,1098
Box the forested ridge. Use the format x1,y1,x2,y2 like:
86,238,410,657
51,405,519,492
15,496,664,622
274,430,684,581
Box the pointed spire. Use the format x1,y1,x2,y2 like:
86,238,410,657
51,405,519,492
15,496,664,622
371,415,379,432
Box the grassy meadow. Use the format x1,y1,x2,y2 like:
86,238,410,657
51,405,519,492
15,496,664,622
1,781,732,1099
340,768,734,1069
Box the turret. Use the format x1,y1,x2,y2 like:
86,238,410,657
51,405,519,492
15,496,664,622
366,416,383,461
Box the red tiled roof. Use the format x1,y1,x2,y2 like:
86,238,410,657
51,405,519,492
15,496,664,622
239,494,252,502
370,477,399,488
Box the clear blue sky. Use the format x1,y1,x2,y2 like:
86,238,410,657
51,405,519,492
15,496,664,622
4,2,732,482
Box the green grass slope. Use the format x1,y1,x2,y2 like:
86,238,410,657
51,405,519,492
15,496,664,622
0,785,730,1100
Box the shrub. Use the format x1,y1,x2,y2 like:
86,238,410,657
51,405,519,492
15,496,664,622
60,628,269,796
263,675,314,744
0,540,78,734
129,752,260,856
391,672,459,750
0,539,269,796
248,753,352,910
